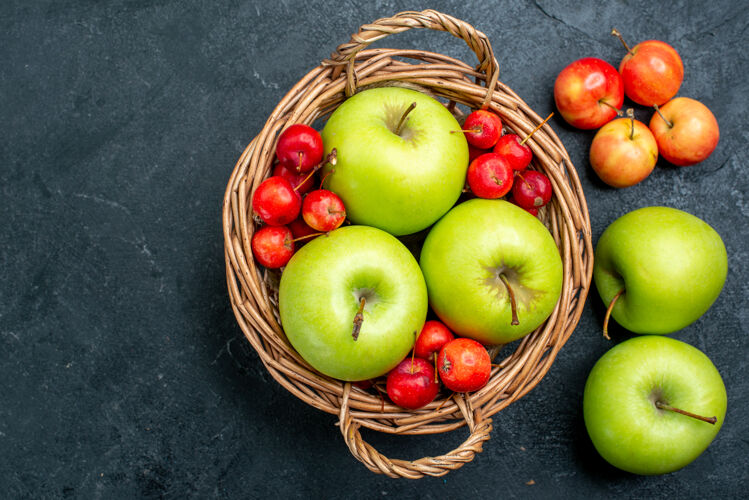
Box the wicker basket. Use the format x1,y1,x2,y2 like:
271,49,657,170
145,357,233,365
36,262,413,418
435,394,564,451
223,10,593,478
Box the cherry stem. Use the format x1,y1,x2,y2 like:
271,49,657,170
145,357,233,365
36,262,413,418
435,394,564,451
372,383,386,413
293,149,337,192
292,232,324,243
498,274,520,326
434,392,454,413
599,99,624,116
655,401,717,425
626,108,635,140
410,330,418,375
515,171,532,190
611,28,634,55
653,104,674,128
520,112,554,146
451,128,482,134
603,288,624,340
319,168,335,190
352,297,365,341
296,151,303,172
395,102,417,136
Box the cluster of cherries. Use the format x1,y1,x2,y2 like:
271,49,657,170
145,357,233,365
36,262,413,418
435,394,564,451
364,320,491,410
459,109,554,215
250,124,345,269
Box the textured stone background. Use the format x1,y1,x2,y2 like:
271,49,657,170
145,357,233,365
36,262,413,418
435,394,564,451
2,0,747,497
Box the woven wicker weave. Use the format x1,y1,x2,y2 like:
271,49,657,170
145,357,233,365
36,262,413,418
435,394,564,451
223,10,593,478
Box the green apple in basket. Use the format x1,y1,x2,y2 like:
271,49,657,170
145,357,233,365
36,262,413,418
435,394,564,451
278,225,428,381
420,199,563,344
320,86,469,236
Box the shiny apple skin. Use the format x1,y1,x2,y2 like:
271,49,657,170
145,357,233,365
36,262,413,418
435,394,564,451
619,40,683,106
649,97,719,167
554,57,624,130
590,117,658,188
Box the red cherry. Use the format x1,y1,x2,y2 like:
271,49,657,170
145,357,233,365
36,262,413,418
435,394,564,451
353,379,373,390
438,338,491,393
288,217,318,247
494,134,532,171
466,153,514,199
468,144,489,164
462,110,502,149
508,196,539,217
251,225,294,269
414,321,454,361
386,357,440,410
252,176,301,226
276,124,324,173
273,163,316,194
512,170,553,209
302,189,346,232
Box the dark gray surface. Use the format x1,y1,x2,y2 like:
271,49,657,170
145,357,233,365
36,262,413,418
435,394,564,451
2,0,748,497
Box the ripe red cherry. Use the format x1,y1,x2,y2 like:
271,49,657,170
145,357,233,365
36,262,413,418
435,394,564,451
462,110,503,149
438,338,491,393
251,225,294,269
466,153,514,199
468,144,489,164
273,163,316,194
252,176,302,226
508,196,539,217
276,124,324,173
302,189,346,232
512,170,553,209
386,357,440,410
494,134,532,171
414,321,454,361
288,217,319,247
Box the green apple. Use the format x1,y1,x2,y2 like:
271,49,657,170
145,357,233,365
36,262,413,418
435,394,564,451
584,335,727,475
419,199,563,344
594,206,727,335
278,225,427,381
321,87,469,236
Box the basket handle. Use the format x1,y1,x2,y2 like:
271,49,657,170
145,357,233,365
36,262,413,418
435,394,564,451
326,9,499,109
338,383,493,478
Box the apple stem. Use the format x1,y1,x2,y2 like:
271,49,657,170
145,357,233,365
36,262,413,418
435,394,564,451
611,28,634,56
292,232,324,243
599,99,624,117
293,149,337,192
653,104,674,128
395,102,417,136
433,355,439,383
498,274,520,326
602,288,624,340
520,112,554,146
352,296,366,341
626,108,635,140
655,401,717,425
